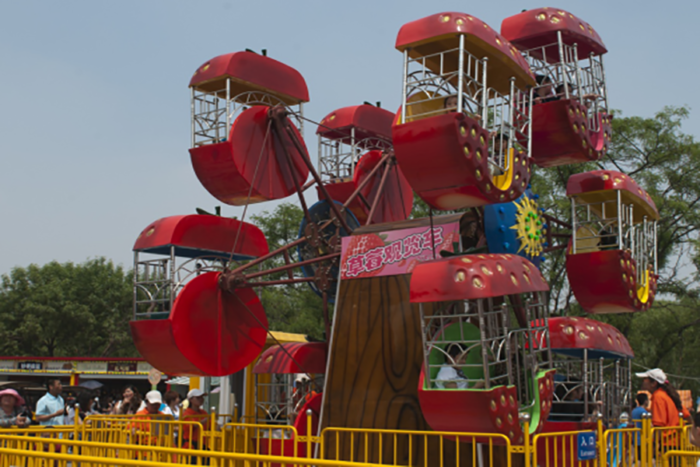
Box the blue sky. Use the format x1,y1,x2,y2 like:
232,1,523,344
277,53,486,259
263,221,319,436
0,0,697,275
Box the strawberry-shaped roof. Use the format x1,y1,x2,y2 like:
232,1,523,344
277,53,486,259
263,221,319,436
501,8,606,62
316,104,394,143
395,12,535,94
189,51,309,105
566,170,659,222
410,254,548,302
548,316,634,358
133,215,269,260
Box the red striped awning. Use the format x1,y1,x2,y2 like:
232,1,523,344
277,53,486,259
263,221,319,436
253,342,327,374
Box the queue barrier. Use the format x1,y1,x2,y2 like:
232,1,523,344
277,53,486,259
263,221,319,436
319,426,514,466
657,426,700,467
534,429,602,467
0,433,393,467
0,426,75,467
663,450,700,467
0,412,696,467
82,415,205,453
651,424,700,465
603,426,642,467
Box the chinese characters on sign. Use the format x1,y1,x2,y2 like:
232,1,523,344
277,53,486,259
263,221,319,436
341,223,460,280
0,359,149,375
577,431,597,461
77,362,108,373
107,362,138,373
18,362,43,371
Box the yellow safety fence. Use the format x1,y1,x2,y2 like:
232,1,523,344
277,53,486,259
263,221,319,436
0,432,394,467
0,411,698,467
662,450,700,467
320,426,514,466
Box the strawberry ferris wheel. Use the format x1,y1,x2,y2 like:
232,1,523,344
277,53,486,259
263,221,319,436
129,6,659,446
131,50,414,378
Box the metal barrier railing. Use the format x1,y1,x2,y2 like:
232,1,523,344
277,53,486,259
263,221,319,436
82,415,205,451
0,433,387,467
533,428,603,467
0,411,692,467
681,425,700,452
221,422,299,456
651,424,689,466
663,450,700,467
604,427,642,467
319,426,512,466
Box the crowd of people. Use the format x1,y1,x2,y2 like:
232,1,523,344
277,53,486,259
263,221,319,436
2,369,700,461
0,378,208,429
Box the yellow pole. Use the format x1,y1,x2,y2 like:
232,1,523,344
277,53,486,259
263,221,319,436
642,412,652,467
189,377,201,392
306,409,312,459
679,411,685,456
520,413,531,467
74,403,80,444
596,414,606,467
210,408,216,454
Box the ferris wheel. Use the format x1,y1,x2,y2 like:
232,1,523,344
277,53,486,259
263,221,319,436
128,6,658,450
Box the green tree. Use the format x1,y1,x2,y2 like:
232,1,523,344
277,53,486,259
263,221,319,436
532,106,700,311
408,106,700,390
249,203,325,341
531,106,700,391
0,258,135,357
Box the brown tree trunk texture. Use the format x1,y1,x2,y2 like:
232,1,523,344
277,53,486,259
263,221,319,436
320,274,513,466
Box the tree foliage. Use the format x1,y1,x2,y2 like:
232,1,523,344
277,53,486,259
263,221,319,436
0,258,135,357
535,106,700,310
534,106,700,392
249,203,326,341
410,106,700,391
1,107,698,392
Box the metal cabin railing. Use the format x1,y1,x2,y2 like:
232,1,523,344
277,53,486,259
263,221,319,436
419,291,551,410
570,192,658,285
317,131,392,182
132,249,226,319
191,85,304,148
399,37,533,179
549,352,632,426
520,31,608,133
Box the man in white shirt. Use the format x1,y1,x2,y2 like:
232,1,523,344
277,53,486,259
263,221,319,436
35,378,65,426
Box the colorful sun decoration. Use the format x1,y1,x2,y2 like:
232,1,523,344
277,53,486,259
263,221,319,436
510,196,546,258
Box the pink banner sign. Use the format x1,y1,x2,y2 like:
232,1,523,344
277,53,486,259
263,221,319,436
340,222,460,280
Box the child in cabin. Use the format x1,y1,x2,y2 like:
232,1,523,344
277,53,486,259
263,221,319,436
435,343,486,389
435,343,469,389
533,75,559,104
443,95,482,121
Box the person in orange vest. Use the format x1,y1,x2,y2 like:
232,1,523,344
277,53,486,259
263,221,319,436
180,389,210,464
128,391,168,460
636,368,690,453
